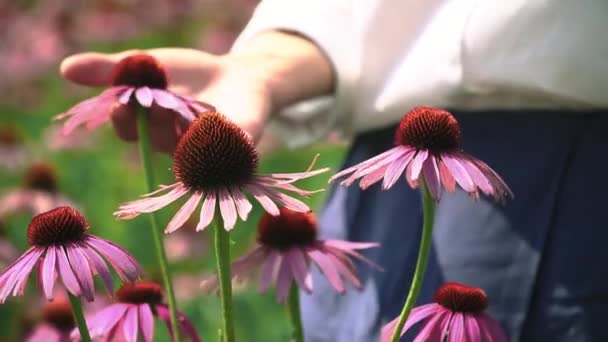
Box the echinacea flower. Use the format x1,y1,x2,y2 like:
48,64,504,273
77,282,200,342
0,207,142,303
0,125,27,171
329,106,512,202
55,53,214,136
114,112,329,232
0,163,73,219
26,297,74,342
381,282,507,342
201,207,379,301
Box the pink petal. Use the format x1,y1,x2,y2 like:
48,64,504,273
329,147,407,183
87,303,129,338
245,184,279,216
56,246,82,297
1,247,43,301
230,186,252,221
263,187,311,213
422,157,441,201
152,89,179,109
382,149,415,190
122,305,139,342
448,313,465,342
324,251,361,289
340,150,403,187
413,311,448,342
438,159,456,192
66,244,95,301
256,176,321,197
139,304,155,342
81,244,114,295
135,87,153,107
441,154,475,192
115,185,189,219
218,187,237,230
307,249,344,293
259,250,280,293
359,165,390,190
196,192,216,231
276,256,293,302
286,248,311,293
323,240,380,251
165,192,203,234
380,304,443,341
477,315,508,342
41,246,57,300
408,150,429,182
464,314,481,341
118,88,135,105
85,236,142,282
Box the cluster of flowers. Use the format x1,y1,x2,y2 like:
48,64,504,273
0,52,512,341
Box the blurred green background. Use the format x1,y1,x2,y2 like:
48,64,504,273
0,1,347,341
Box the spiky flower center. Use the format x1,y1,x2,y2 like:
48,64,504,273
27,207,88,247
172,112,259,191
23,163,57,193
116,282,164,305
434,282,488,313
110,53,168,89
42,299,75,331
395,106,461,153
257,208,318,250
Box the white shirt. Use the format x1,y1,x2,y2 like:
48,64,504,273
233,0,608,147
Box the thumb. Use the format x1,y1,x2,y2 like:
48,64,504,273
59,50,142,87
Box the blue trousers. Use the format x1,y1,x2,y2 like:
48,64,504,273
301,110,608,342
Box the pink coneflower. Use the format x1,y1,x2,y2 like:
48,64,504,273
381,282,507,342
0,163,73,219
77,282,200,342
0,126,27,171
114,112,329,232
55,53,214,136
26,297,74,342
0,207,142,303
201,208,378,301
329,107,512,202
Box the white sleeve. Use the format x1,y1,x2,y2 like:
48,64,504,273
231,0,360,148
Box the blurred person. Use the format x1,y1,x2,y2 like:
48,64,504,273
60,1,608,341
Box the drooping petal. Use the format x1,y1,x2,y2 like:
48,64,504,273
139,304,155,342
0,247,44,301
230,186,252,221
200,247,266,294
41,245,57,300
359,165,390,190
408,150,429,183
322,240,381,269
218,187,237,230
196,191,216,231
380,304,443,341
477,315,508,342
340,149,404,187
165,191,203,234
245,184,279,216
422,157,442,201
438,159,456,192
87,303,130,338
448,313,465,342
324,251,361,289
286,248,312,293
114,184,189,219
261,186,311,213
152,89,179,109
329,147,407,183
413,311,447,342
65,244,95,301
85,236,142,282
156,304,201,342
122,305,139,342
81,244,114,295
56,246,82,297
382,149,416,190
306,249,344,293
464,314,481,341
275,255,293,302
135,87,153,107
441,154,475,192
118,87,135,105
55,87,125,135
259,250,281,293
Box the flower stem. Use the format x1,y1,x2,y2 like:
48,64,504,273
136,107,182,342
286,284,304,342
68,292,91,342
213,216,235,342
390,180,435,342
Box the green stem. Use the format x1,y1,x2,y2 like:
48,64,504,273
68,293,91,342
213,216,235,342
136,107,182,342
390,180,436,342
286,284,304,342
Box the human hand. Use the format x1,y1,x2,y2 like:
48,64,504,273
60,48,273,153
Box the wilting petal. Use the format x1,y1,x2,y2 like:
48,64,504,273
135,87,153,107
230,186,252,221
265,188,311,213
115,185,189,219
139,304,155,342
382,149,415,190
441,154,475,192
448,313,465,342
56,247,82,296
165,192,203,234
86,236,142,282
218,188,237,230
65,244,95,301
422,157,441,201
81,244,114,294
197,192,216,231
360,164,390,190
341,150,402,187
123,306,139,342
0,247,44,301
245,184,279,216
41,246,57,300
325,251,361,289
307,249,344,293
